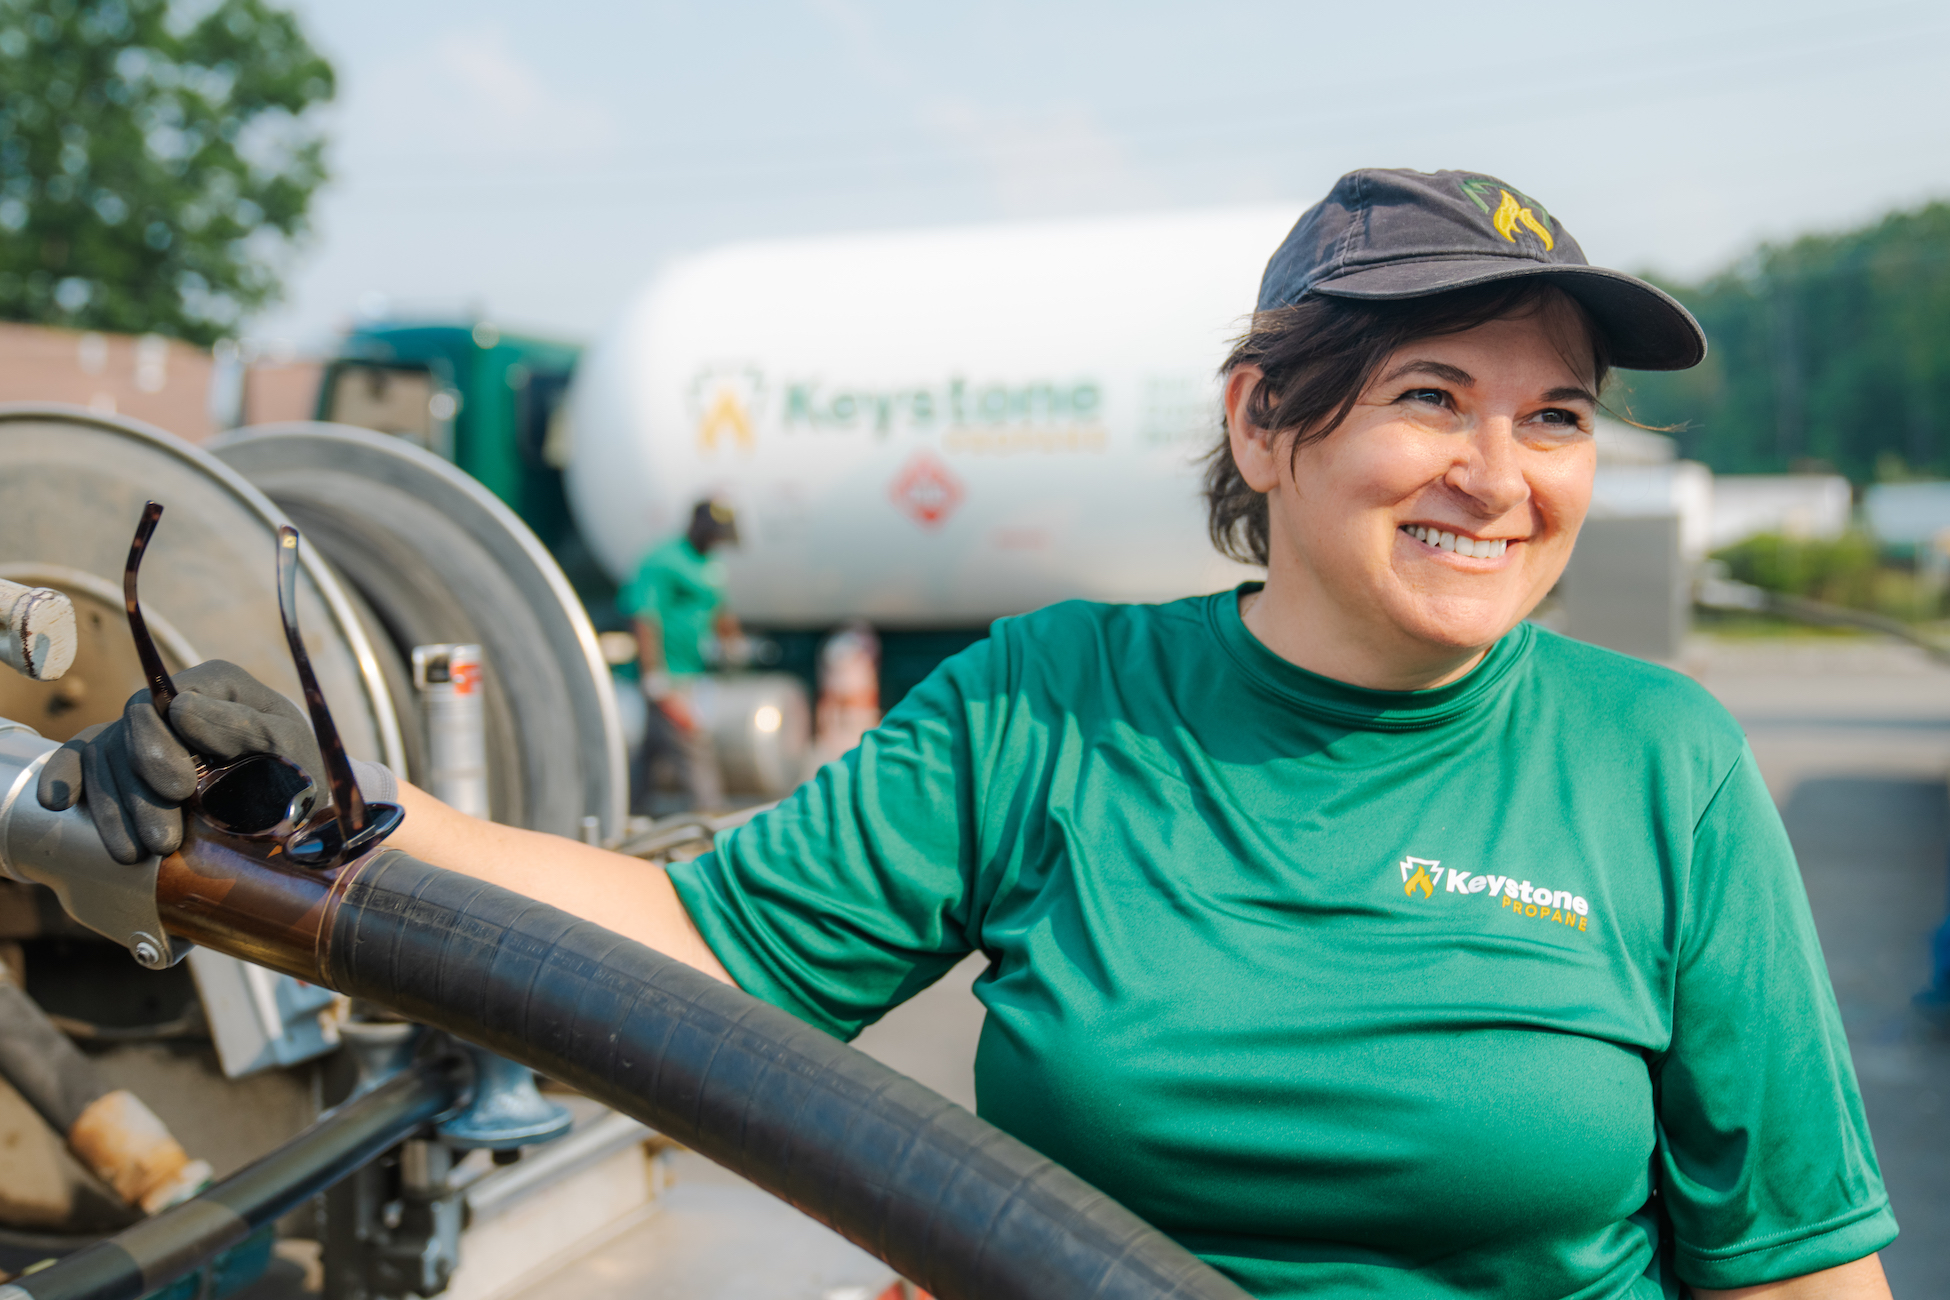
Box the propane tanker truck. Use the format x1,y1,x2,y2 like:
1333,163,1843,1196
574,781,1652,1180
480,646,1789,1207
313,206,1288,711
0,207,1306,1300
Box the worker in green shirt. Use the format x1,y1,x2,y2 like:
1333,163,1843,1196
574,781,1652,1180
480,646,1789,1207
622,498,742,812
71,169,1895,1298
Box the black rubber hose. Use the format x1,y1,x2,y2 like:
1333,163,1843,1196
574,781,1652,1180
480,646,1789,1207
321,851,1251,1300
0,980,108,1133
2,1056,466,1300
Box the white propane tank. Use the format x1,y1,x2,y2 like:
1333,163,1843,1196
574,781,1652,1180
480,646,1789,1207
564,207,1301,627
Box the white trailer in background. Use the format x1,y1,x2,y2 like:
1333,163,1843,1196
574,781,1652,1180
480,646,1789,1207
563,208,1292,628
1865,481,1950,549
1712,474,1852,550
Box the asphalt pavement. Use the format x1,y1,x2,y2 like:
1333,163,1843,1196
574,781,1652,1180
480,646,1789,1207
1690,639,1950,1296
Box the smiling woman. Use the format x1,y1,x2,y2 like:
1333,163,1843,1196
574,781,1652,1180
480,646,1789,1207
1214,282,1609,689
64,169,1896,1300
1205,279,1610,565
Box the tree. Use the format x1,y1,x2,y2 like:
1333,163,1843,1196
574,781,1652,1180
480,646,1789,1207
0,0,333,346
1619,203,1950,483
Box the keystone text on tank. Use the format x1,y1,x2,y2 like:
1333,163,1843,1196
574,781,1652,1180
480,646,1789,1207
783,376,1102,437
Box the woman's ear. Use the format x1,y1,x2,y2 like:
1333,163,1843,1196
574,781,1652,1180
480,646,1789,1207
1224,365,1283,493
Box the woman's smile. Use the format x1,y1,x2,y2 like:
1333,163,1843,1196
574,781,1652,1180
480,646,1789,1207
1397,523,1516,561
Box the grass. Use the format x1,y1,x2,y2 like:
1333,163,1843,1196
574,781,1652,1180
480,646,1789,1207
1692,610,1878,640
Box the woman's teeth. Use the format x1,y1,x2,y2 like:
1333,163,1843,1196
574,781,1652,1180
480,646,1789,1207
1402,525,1508,559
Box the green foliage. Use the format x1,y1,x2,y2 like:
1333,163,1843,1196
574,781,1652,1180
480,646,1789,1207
1714,530,1880,603
0,0,333,345
1714,530,1936,618
1619,203,1950,484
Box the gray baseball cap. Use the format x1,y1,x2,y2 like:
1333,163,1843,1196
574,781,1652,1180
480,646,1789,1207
1258,169,1705,371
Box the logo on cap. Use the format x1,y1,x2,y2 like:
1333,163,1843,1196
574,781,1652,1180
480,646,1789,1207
1458,175,1555,252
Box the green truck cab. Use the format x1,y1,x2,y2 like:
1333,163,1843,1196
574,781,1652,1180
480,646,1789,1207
314,322,619,623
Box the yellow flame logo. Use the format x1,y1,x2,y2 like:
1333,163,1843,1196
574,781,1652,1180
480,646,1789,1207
1402,861,1436,899
1491,189,1554,251
689,365,765,455
697,387,755,453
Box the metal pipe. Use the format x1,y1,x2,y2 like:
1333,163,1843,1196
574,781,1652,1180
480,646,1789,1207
152,827,336,983
459,1111,653,1225
1697,569,1950,665
412,644,488,818
0,722,186,970
0,579,76,682
0,1057,466,1300
0,977,105,1134
612,804,771,860
0,978,209,1216
1765,591,1950,665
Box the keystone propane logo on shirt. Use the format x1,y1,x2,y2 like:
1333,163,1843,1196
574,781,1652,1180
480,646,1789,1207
1396,856,1592,932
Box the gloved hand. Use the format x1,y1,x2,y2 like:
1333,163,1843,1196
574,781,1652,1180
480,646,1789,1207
37,660,326,864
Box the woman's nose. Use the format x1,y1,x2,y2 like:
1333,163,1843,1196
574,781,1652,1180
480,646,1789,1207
1445,420,1529,516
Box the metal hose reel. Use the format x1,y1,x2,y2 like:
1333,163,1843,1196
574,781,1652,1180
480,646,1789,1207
210,422,625,843
0,407,403,768
0,403,626,1079
0,404,416,1251
0,408,625,841
0,407,636,1290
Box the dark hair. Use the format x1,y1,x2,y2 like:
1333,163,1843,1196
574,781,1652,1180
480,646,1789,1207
687,497,740,550
1203,280,1613,566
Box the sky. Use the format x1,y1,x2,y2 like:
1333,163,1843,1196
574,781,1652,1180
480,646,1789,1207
254,0,1950,349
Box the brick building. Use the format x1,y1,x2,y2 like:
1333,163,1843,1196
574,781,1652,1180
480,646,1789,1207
0,322,321,444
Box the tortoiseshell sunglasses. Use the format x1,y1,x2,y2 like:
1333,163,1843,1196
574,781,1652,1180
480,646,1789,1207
125,501,404,867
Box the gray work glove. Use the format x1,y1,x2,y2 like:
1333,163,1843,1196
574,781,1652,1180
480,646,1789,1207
37,660,328,864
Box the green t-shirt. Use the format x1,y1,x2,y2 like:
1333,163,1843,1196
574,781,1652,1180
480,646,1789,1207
620,536,724,677
668,588,1895,1298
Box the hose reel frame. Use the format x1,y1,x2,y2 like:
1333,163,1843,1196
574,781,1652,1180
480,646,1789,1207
211,422,626,844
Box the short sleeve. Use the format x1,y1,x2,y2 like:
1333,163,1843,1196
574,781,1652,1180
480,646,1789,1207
1658,745,1897,1287
665,638,998,1039
618,555,663,622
